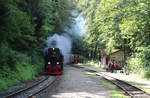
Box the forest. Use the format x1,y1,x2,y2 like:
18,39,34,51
77,0,150,78
0,0,75,90
0,0,150,91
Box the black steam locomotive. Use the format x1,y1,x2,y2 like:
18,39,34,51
44,48,63,75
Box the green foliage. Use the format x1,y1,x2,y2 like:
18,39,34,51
0,64,36,91
38,0,55,33
38,0,75,33
86,60,100,67
77,0,150,78
125,56,143,74
0,44,25,69
71,36,89,57
143,46,150,67
0,44,37,91
127,45,150,78
0,0,75,91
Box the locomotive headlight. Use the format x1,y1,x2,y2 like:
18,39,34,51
48,62,51,64
57,62,59,64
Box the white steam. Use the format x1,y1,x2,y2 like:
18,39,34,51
44,11,86,65
45,34,72,64
65,10,86,36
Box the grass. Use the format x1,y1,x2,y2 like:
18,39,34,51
84,71,128,98
0,55,43,91
86,60,100,67
76,61,106,72
78,60,150,96
0,45,44,91
75,63,84,66
0,64,37,91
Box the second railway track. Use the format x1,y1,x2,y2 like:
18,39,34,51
1,75,60,98
72,65,150,98
95,72,150,98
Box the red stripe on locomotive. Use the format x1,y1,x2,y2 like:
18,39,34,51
45,65,63,75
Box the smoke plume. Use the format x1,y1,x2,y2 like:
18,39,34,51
45,34,72,64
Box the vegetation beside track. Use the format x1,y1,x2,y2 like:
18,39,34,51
76,61,106,72
0,0,74,91
77,0,150,79
0,47,43,91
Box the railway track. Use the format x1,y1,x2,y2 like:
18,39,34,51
86,69,150,98
72,65,150,98
1,76,60,98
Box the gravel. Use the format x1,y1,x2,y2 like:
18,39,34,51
36,67,111,98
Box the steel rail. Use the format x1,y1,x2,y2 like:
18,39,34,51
72,65,150,98
95,72,150,98
2,76,59,98
29,76,60,98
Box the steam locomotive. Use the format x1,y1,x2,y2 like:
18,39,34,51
44,48,64,75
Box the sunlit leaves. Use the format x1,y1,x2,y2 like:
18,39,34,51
85,0,150,52
78,0,150,75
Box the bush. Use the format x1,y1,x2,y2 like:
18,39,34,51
125,51,150,79
0,44,28,70
125,57,143,74
86,60,100,67
30,51,44,74
0,44,42,91
145,72,150,79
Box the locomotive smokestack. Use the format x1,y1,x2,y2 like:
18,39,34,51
51,40,57,48
45,34,72,64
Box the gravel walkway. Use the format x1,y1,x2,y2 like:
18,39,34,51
37,67,110,98
103,72,150,89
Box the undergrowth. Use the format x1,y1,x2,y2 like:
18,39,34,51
0,45,44,91
86,60,100,67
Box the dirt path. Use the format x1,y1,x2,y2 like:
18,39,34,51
36,67,110,98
